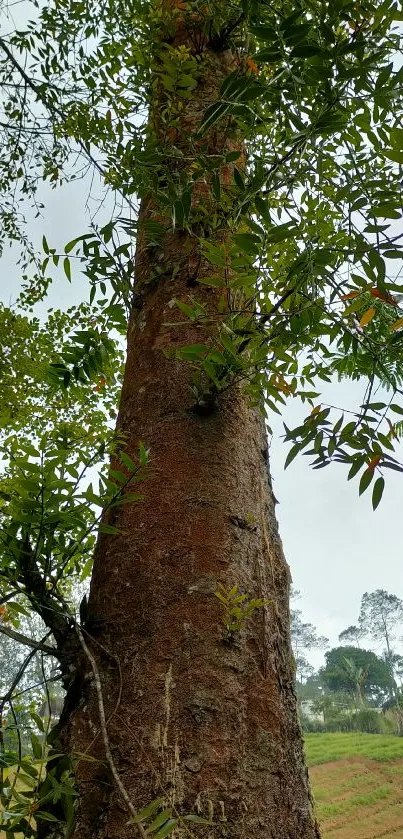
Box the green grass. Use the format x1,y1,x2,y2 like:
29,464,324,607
317,785,392,819
304,731,403,767
306,733,403,839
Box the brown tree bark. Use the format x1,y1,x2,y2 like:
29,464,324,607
51,9,321,839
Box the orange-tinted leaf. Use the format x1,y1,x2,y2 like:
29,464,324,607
246,57,259,74
370,287,395,304
368,453,382,471
95,378,106,391
341,291,360,300
271,374,293,394
390,317,403,331
359,307,376,327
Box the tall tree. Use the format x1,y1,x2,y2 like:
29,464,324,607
358,589,403,730
0,1,403,838
290,597,328,684
358,589,403,670
54,13,321,839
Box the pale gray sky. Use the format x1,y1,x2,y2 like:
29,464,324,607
271,419,403,667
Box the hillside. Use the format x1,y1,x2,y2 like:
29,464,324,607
306,734,403,839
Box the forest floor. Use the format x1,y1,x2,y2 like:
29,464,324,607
306,733,403,839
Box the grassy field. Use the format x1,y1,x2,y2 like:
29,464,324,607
2,733,403,838
306,733,403,839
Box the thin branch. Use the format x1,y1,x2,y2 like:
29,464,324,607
0,588,22,605
11,673,62,699
208,12,245,49
75,627,123,761
76,625,147,839
0,624,56,655
0,36,137,213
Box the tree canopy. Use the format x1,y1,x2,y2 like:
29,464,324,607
321,645,394,703
0,0,403,501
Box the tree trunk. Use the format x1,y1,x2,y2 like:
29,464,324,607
52,9,321,839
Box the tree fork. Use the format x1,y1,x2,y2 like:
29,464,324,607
52,6,321,838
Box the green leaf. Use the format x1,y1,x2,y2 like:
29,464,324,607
127,798,164,825
153,818,178,838
183,814,215,824
119,452,137,471
99,523,121,535
64,235,85,253
372,476,385,510
254,48,282,62
389,126,403,148
266,222,297,242
233,233,261,255
177,343,210,360
255,195,270,223
30,732,43,759
35,812,60,822
348,457,365,481
199,101,230,134
359,468,374,496
30,712,44,732
63,257,71,281
138,442,149,466
196,275,225,287
383,149,403,163
145,810,172,834
341,421,357,440
290,45,323,57
109,469,128,484
284,443,301,469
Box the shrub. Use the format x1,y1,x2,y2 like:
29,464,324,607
383,709,403,736
300,714,325,733
326,714,353,733
351,708,383,734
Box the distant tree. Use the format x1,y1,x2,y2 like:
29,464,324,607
359,590,403,682
297,671,323,703
339,657,367,708
393,655,403,686
359,589,403,655
295,655,315,685
290,601,328,684
338,624,365,647
321,646,394,706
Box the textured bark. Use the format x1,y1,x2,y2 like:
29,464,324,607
53,13,321,839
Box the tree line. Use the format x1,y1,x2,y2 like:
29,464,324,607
291,588,403,734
